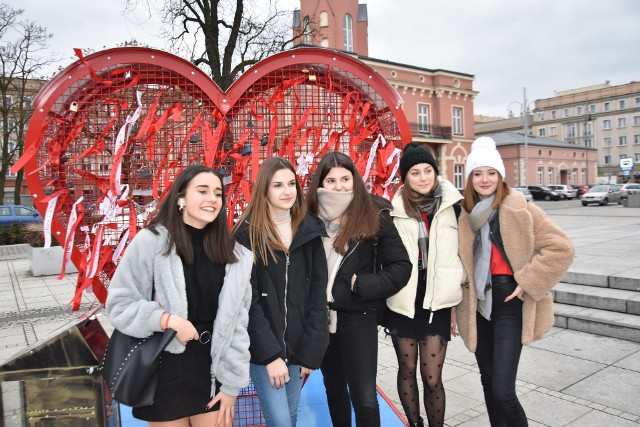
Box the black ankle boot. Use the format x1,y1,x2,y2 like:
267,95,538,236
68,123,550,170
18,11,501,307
408,418,424,427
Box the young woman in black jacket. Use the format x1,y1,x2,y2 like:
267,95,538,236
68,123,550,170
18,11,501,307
306,151,411,427
233,157,329,427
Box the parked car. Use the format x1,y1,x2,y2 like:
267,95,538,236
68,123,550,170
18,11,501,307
548,184,578,200
581,185,622,206
618,183,640,201
526,186,562,201
513,187,533,202
0,205,43,225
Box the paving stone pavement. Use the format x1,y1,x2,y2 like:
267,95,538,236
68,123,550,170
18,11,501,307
1,202,639,425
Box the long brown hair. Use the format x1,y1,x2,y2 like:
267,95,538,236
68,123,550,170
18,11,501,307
233,157,306,264
461,171,510,213
400,179,440,220
306,151,378,254
148,164,237,264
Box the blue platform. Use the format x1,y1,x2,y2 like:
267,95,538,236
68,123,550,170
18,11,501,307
120,370,407,426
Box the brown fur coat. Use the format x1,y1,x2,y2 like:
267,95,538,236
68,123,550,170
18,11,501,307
456,191,574,352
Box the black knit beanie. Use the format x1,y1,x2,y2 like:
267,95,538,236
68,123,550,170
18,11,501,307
399,142,439,182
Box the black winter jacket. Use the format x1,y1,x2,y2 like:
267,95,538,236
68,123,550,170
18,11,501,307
328,196,412,314
235,213,329,369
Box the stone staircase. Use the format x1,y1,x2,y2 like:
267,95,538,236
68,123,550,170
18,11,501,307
553,271,640,342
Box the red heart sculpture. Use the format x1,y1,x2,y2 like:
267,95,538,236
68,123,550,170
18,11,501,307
14,47,411,309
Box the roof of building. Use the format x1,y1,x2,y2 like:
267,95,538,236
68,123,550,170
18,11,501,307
357,55,474,78
489,131,597,150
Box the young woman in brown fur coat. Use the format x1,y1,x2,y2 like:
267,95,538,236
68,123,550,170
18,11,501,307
456,137,574,427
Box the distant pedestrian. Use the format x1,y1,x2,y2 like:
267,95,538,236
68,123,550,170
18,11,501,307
233,157,329,427
386,142,465,427
456,137,574,426
106,165,252,427
306,151,411,427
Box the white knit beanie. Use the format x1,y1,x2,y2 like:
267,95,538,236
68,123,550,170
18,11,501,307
465,137,505,181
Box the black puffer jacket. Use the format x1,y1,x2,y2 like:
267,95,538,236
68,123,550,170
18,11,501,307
235,213,329,369
328,197,412,314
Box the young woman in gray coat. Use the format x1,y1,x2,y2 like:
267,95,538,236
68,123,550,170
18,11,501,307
106,165,252,427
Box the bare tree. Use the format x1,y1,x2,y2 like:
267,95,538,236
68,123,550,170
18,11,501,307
0,3,53,205
127,0,316,91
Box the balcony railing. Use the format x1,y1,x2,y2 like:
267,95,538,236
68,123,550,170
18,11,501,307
408,122,452,140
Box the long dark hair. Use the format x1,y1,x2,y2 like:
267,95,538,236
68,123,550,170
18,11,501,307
148,164,237,264
233,157,307,264
306,151,378,254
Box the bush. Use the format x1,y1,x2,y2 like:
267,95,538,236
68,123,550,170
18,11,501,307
0,223,60,247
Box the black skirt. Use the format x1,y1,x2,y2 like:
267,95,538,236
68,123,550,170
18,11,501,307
385,306,452,341
132,330,220,421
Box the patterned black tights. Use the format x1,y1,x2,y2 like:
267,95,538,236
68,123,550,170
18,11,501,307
392,335,447,427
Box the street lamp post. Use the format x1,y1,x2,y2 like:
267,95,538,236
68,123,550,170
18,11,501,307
508,87,532,187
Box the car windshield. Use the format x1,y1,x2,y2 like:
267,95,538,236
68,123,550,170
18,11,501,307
590,185,608,192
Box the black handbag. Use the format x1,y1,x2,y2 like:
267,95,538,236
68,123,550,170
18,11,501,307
101,285,177,407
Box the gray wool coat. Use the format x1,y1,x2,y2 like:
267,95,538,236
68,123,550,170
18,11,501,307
105,226,253,397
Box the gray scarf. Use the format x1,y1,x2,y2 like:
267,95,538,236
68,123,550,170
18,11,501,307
415,186,442,269
468,194,496,321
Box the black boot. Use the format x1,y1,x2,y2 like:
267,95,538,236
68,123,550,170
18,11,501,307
408,418,424,427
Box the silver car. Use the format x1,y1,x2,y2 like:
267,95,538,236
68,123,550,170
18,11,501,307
513,187,533,202
581,185,622,206
548,184,578,200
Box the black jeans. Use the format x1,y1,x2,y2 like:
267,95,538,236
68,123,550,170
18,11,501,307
475,280,528,427
321,311,380,427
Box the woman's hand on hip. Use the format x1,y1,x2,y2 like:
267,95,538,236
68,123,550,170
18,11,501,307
266,358,289,388
504,285,524,302
450,306,459,337
300,366,314,378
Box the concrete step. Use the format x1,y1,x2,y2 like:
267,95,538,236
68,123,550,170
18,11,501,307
554,302,640,343
563,270,640,292
553,282,640,315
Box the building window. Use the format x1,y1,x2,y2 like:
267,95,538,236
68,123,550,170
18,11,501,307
635,134,640,145
585,122,593,135
550,126,557,136
604,102,610,112
551,110,557,119
547,168,554,185
454,164,464,190
452,107,463,135
577,106,583,115
320,11,328,27
619,99,626,109
572,168,578,183
603,137,612,147
604,155,611,165
537,167,544,185
418,104,429,132
563,108,569,118
584,138,593,148
589,104,596,114
618,117,627,128
343,14,353,51
538,128,546,137
303,17,311,44
23,96,34,109
3,95,13,107
581,169,586,183
619,136,627,146
634,116,640,126
566,124,576,138
635,153,640,164
538,112,545,121
603,119,611,129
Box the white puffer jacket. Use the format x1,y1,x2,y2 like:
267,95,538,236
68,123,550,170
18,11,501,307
387,178,464,318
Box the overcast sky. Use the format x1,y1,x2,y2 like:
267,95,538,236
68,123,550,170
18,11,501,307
6,0,640,117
